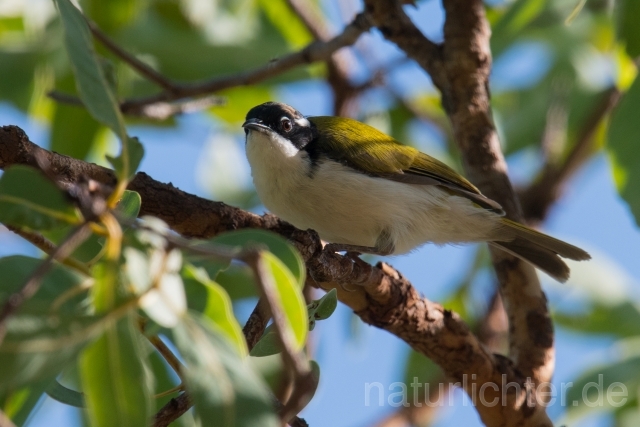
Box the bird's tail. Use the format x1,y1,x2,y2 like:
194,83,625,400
490,218,591,283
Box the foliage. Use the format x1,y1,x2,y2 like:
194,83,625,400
0,0,639,426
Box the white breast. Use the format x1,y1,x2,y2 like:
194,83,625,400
245,130,502,254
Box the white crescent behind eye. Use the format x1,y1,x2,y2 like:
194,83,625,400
295,117,310,127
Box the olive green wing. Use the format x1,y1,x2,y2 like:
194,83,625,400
309,116,503,214
310,116,417,173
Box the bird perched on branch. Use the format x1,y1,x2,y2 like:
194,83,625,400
242,102,590,282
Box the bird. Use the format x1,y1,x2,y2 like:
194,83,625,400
242,102,590,282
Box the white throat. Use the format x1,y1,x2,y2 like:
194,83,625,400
246,129,299,158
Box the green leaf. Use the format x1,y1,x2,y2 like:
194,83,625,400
212,229,305,287
54,0,126,141
607,76,640,226
252,289,336,357
261,252,307,352
215,265,259,300
0,166,80,229
0,51,40,111
566,353,640,413
307,288,338,330
555,302,640,338
79,314,153,427
46,380,85,408
115,190,142,221
172,315,278,427
50,103,101,160
54,0,145,180
249,324,280,357
0,313,100,393
617,0,640,58
182,264,247,356
0,255,89,315
258,0,313,49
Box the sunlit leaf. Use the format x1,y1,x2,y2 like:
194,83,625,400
260,251,307,352
0,166,80,229
182,264,247,356
79,314,153,427
258,0,313,49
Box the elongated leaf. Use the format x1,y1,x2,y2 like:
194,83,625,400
213,229,305,287
566,355,640,412
172,315,278,427
79,314,153,427
46,380,85,408
555,301,640,338
0,313,99,393
0,255,89,315
55,0,145,180
182,264,247,356
0,166,80,229
54,0,126,140
607,76,640,226
261,252,307,352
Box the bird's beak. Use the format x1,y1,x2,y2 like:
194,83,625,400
242,118,271,133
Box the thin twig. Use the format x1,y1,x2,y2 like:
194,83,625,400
0,223,91,345
5,225,91,275
119,13,371,116
0,125,534,427
242,297,270,350
0,409,17,427
519,87,622,224
87,20,177,92
242,250,314,425
148,335,185,380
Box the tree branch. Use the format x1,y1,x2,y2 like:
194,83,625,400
116,13,371,117
519,87,622,225
1,124,537,427
365,0,554,424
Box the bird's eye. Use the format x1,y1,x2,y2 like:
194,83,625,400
280,117,293,132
